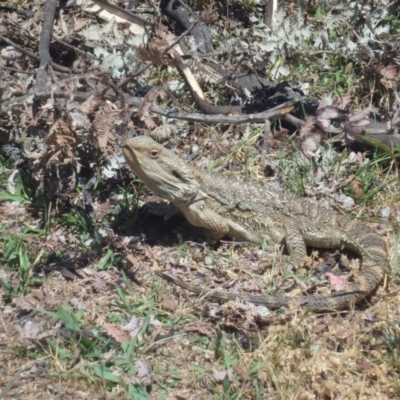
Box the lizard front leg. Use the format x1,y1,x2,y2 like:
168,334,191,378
180,201,230,241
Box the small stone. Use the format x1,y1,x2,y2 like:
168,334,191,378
204,256,213,266
379,207,392,220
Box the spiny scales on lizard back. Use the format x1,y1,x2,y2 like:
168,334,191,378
122,135,388,311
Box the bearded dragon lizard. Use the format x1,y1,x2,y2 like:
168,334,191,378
122,135,388,311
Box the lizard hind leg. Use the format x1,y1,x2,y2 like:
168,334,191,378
284,224,308,267
258,224,308,270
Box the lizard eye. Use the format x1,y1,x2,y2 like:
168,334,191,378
150,149,159,158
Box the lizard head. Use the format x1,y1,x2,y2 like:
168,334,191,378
122,136,199,203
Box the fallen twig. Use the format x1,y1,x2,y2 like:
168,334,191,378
34,0,58,90
0,33,81,74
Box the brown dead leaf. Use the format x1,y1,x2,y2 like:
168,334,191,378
144,247,156,259
93,106,117,148
357,359,374,373
313,323,329,334
159,292,178,312
348,175,364,198
77,81,109,115
74,268,90,279
93,274,107,291
117,21,132,30
125,360,152,386
272,128,290,142
93,200,112,220
240,280,261,292
138,86,166,128
0,201,26,217
60,267,76,280
49,120,76,147
350,152,364,163
97,271,114,285
122,317,144,338
31,288,45,301
379,64,397,80
337,95,352,110
213,368,234,383
103,323,131,343
126,253,140,271
14,320,58,340
233,365,251,382
144,116,157,129
1,46,22,59
12,295,39,311
183,323,211,336
103,349,115,360
78,94,103,115
15,320,43,339
299,117,323,159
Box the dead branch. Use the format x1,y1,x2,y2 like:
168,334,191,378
6,86,398,149
34,0,58,90
90,0,151,27
0,33,81,74
26,88,291,123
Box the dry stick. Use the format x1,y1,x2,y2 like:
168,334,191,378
0,33,41,63
26,88,294,122
3,17,92,68
4,87,400,146
52,35,97,59
1,73,108,108
2,67,36,74
0,80,4,107
261,119,272,166
34,0,58,91
264,0,277,27
166,45,279,115
0,372,21,400
169,50,248,115
91,0,151,26
98,75,130,123
140,97,293,123
284,113,305,128
0,34,80,74
118,64,152,89
162,22,197,55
